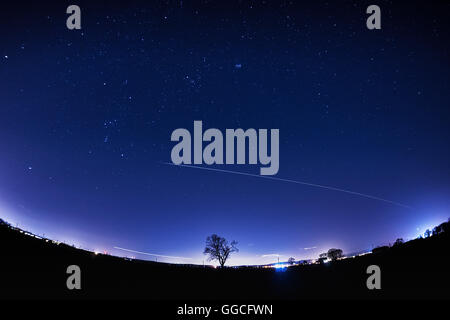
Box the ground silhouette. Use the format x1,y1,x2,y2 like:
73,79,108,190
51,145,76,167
0,220,449,299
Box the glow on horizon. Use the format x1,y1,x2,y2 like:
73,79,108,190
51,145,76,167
0,207,343,265
2,199,448,266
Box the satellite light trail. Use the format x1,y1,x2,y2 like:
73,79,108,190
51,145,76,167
261,254,282,258
114,247,192,260
163,162,412,209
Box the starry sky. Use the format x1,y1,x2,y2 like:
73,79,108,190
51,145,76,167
0,0,449,265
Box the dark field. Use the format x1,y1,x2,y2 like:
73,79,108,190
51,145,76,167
0,222,449,300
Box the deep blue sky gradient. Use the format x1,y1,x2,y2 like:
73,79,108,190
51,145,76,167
0,0,449,265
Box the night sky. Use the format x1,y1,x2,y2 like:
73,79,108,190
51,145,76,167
0,0,449,265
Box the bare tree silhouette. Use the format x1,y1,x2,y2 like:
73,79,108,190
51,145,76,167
327,248,343,261
203,234,238,267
